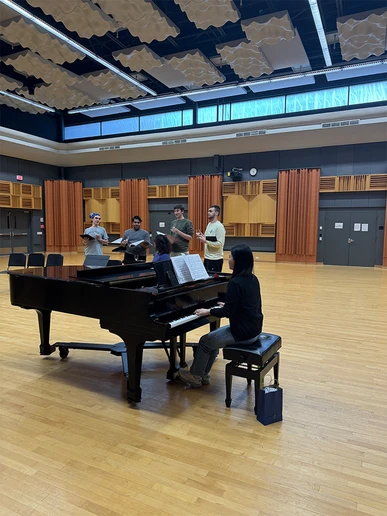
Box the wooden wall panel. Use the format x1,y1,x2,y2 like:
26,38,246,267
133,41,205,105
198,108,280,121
45,180,83,252
223,195,249,223
249,194,276,224
188,175,222,254
276,168,320,263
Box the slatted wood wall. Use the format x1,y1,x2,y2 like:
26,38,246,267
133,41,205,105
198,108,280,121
44,180,83,252
119,179,149,236
188,175,222,254
276,168,320,263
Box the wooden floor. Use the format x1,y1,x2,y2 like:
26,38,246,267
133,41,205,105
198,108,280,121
0,254,386,516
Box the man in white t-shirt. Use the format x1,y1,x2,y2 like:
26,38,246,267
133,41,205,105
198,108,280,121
196,205,225,273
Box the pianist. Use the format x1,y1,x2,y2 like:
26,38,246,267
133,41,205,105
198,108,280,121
153,234,171,263
178,244,263,388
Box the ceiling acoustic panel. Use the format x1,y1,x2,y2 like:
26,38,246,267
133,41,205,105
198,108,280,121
337,9,387,61
173,0,240,30
2,50,81,86
0,17,84,65
242,11,295,47
83,70,146,100
216,40,273,79
19,84,97,110
112,45,164,72
0,73,23,91
91,0,179,43
26,0,118,38
166,50,225,87
0,92,46,114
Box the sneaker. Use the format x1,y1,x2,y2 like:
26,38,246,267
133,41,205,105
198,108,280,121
178,368,202,388
202,374,210,385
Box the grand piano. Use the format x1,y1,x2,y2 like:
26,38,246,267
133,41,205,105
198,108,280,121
9,262,230,403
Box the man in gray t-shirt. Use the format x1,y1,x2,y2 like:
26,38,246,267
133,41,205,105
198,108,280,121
170,204,194,256
83,212,109,255
120,215,151,263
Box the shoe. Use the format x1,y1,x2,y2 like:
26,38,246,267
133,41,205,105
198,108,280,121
178,368,202,388
202,374,210,385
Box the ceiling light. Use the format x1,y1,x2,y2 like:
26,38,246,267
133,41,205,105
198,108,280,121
68,102,132,114
182,85,242,97
0,89,55,112
308,0,332,67
0,0,156,96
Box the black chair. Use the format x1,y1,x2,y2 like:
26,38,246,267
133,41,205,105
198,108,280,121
83,255,110,268
223,333,282,414
7,253,26,270
107,259,122,266
27,253,45,267
46,253,64,267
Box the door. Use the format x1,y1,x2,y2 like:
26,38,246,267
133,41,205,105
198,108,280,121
0,209,31,254
323,210,378,267
149,211,176,256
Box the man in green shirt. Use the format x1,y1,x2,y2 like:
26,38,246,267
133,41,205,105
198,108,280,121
170,204,194,256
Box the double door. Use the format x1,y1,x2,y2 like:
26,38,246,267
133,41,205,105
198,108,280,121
322,210,378,267
0,209,31,254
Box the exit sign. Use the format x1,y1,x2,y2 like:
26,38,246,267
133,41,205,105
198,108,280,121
16,175,23,181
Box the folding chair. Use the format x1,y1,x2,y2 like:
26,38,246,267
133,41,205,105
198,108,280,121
27,253,45,267
46,253,64,266
83,255,110,268
7,253,26,270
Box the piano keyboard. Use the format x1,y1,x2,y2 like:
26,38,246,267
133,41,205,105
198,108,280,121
169,307,218,328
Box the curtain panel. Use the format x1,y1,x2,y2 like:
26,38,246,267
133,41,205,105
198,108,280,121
44,180,83,253
188,175,222,254
276,168,320,263
119,179,149,235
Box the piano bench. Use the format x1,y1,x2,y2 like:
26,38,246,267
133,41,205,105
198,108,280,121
223,333,282,414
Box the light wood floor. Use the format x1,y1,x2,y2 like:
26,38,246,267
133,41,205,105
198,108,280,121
0,255,386,516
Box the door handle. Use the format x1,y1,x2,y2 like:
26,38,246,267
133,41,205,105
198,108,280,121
348,238,354,244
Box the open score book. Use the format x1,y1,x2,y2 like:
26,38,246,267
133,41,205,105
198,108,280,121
170,254,209,284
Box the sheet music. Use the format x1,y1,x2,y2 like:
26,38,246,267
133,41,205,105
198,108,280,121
111,237,123,244
170,256,192,284
184,254,209,281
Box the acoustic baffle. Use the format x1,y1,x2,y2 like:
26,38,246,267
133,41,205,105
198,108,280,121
276,168,320,263
44,180,83,252
188,175,222,255
119,179,149,237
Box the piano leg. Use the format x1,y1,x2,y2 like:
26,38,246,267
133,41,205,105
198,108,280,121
36,309,56,355
178,333,188,368
166,336,179,380
210,319,221,332
116,335,145,404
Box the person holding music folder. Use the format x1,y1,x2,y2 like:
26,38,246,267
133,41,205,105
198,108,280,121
81,212,108,256
178,244,263,388
196,204,225,273
120,215,151,263
152,234,171,263
170,204,194,257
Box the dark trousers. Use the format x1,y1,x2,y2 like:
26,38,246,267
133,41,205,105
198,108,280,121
204,258,223,273
123,253,146,264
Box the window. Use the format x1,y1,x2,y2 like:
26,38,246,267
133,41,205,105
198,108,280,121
349,81,387,105
231,96,285,120
102,117,139,136
141,110,185,131
64,123,101,140
218,104,231,122
286,87,348,113
197,105,217,124
183,109,193,126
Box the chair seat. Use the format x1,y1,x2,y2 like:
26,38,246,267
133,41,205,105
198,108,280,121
223,333,282,367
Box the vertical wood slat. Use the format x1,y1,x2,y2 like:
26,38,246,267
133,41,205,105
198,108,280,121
119,179,149,235
276,168,320,263
188,175,222,254
383,196,387,267
44,180,83,253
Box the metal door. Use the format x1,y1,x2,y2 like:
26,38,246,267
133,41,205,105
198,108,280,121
323,211,351,266
348,212,377,267
0,209,31,254
323,210,378,267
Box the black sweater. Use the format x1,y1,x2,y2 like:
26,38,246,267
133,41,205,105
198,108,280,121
210,273,263,341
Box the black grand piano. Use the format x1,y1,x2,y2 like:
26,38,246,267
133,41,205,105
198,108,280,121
9,262,230,403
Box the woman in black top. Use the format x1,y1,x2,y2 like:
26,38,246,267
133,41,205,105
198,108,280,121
178,244,263,388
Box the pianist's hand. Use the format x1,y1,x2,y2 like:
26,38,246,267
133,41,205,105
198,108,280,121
217,302,225,307
194,308,211,317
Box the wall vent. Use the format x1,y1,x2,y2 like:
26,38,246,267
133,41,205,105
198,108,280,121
321,119,360,129
161,138,187,145
98,145,121,151
236,130,267,137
